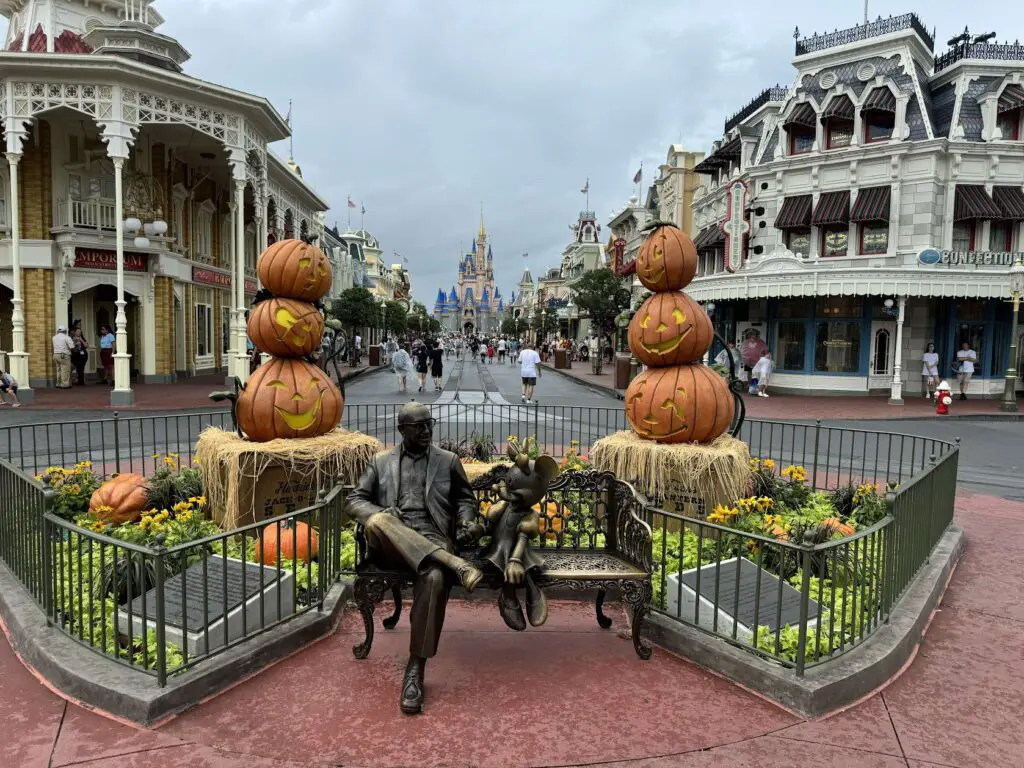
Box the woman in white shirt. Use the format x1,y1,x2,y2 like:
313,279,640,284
955,342,977,400
921,342,939,399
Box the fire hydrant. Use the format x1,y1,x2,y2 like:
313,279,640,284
935,380,952,416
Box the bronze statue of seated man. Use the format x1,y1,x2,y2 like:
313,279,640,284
347,401,485,715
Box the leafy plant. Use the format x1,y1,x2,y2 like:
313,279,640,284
468,432,496,461
35,461,101,520
145,454,204,511
438,437,472,460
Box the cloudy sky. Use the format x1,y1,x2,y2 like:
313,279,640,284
1,1,1017,303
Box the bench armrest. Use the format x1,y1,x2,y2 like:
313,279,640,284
611,480,654,575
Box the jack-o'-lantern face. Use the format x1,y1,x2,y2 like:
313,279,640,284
625,364,734,444
257,239,333,302
628,292,713,367
635,225,698,292
247,297,325,358
236,358,343,442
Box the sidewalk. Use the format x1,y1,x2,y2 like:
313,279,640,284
543,362,1023,421
0,491,1020,766
11,363,379,411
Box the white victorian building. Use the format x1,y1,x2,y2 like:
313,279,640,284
687,13,1024,401
0,0,328,404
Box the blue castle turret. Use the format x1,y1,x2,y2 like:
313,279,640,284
435,288,447,311
487,244,493,261
448,286,459,306
479,286,489,307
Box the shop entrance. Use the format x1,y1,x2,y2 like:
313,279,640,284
868,320,896,389
69,284,141,378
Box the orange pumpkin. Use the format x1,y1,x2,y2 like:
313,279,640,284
625,363,734,444
628,291,713,366
535,501,568,540
256,520,319,565
822,518,856,537
247,297,325,358
236,358,343,442
257,239,333,302
635,224,698,292
89,473,150,524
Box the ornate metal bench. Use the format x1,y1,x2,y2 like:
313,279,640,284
349,468,655,660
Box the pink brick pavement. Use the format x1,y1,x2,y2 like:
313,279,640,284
0,491,1020,767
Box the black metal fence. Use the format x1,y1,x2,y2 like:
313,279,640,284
0,409,960,683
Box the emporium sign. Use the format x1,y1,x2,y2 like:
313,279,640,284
192,267,232,288
918,248,1020,266
74,248,147,272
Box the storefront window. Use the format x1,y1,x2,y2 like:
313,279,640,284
815,321,861,372
786,229,811,256
860,223,889,254
955,324,984,375
951,222,975,251
955,300,986,321
816,296,862,317
777,298,812,319
777,321,806,371
821,226,848,257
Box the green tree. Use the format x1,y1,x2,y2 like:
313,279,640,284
532,304,559,338
427,317,442,334
570,269,632,335
382,300,408,336
329,287,378,338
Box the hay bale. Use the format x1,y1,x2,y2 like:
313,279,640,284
461,461,512,485
591,430,751,514
195,427,382,530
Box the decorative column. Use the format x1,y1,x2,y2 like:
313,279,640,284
889,296,907,405
5,150,32,401
111,156,134,405
234,179,249,384
1000,257,1024,413
225,191,239,384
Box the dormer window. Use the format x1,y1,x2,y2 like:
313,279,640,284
790,129,814,155
783,102,817,156
822,95,855,150
997,84,1024,140
862,88,896,143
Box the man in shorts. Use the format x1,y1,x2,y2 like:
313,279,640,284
519,340,541,404
0,368,21,407
955,341,977,400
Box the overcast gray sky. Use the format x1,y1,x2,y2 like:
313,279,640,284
2,1,1017,304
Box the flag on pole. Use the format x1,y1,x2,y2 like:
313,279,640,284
632,164,643,184
361,205,366,215
580,179,589,194
285,99,292,127
522,252,529,258
347,197,357,209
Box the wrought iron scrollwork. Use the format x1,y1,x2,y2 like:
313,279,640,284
711,330,746,437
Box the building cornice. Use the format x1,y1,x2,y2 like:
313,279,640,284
791,29,933,75
0,52,290,142
267,151,329,211
929,59,1024,89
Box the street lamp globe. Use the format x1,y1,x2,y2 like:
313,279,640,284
123,216,142,233
152,219,168,236
134,236,151,249
883,298,894,309
1010,258,1024,295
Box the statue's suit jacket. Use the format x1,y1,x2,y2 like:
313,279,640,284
348,445,478,544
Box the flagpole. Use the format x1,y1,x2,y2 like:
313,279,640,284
586,178,590,211
347,197,352,229
360,202,365,232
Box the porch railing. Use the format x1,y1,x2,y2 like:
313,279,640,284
54,197,118,230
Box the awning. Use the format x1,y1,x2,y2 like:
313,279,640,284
716,136,742,158
692,225,716,249
998,84,1024,114
773,195,813,229
821,95,855,121
849,186,891,223
782,102,816,129
954,185,1002,221
701,227,725,250
862,88,897,113
812,191,851,226
992,186,1024,220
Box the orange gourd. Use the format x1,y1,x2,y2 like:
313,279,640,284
247,297,325,358
257,239,333,302
257,520,319,565
635,224,697,292
536,501,568,540
89,473,150,524
236,358,343,442
822,518,856,538
625,364,734,444
628,291,714,366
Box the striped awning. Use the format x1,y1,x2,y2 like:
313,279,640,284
954,185,1002,221
773,195,813,230
782,102,817,129
716,136,742,158
812,191,851,226
821,95,855,121
998,84,1024,114
703,227,725,249
862,88,897,113
692,225,716,249
849,186,891,223
992,186,1024,220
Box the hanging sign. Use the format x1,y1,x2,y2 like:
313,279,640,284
244,278,258,294
192,267,232,287
722,180,750,273
74,248,147,272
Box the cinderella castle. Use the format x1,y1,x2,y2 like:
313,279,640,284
433,213,506,335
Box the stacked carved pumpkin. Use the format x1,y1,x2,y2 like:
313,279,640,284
237,239,344,442
625,224,734,444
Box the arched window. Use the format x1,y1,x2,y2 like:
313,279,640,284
862,87,896,143
996,83,1024,141
300,218,309,240
872,328,891,375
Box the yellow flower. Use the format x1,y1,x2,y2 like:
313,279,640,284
163,456,178,468
152,453,161,460
177,510,194,523
749,458,761,471
708,504,739,524
762,459,775,470
172,501,191,514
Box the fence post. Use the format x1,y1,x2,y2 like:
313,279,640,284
883,489,897,621
152,534,167,687
113,411,122,475
811,420,821,489
40,488,56,620
795,540,813,677
925,454,937,563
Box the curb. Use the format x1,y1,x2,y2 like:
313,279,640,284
644,523,966,718
539,363,625,400
0,562,349,725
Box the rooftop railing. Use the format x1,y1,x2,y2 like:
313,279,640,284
724,86,789,134
934,40,1024,72
795,13,935,56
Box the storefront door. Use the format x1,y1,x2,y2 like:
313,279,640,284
869,321,897,389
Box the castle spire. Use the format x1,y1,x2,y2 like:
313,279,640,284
479,202,486,240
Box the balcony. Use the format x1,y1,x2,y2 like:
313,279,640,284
54,197,118,231
794,13,934,56
934,39,1024,73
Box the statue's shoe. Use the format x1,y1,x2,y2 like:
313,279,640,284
525,578,548,627
498,591,527,631
400,663,425,715
457,563,484,592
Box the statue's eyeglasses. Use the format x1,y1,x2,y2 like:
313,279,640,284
400,419,435,431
